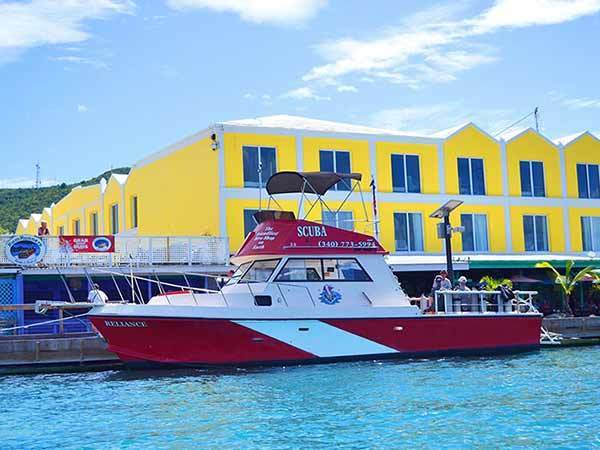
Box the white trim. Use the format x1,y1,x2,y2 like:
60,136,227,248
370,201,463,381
563,205,571,252
559,144,568,198
216,124,227,239
437,142,445,194
500,140,509,196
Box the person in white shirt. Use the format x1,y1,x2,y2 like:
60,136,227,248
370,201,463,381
88,283,108,304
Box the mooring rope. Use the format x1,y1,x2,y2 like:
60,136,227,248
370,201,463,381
0,312,89,333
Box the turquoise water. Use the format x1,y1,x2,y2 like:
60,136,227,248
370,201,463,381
2,347,599,449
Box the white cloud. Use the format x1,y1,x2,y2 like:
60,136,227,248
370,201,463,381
0,177,59,189
77,104,89,113
304,0,600,87
370,103,516,135
337,84,358,93
166,0,327,25
49,55,109,69
562,97,600,109
0,1,134,52
281,87,330,101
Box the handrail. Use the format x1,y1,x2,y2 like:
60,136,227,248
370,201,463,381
433,290,539,314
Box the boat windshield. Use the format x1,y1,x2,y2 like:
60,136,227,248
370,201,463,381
239,259,281,283
225,262,252,286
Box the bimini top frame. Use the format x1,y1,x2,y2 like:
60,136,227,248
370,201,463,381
261,171,372,232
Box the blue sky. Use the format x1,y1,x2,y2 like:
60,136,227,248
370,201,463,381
1,0,599,187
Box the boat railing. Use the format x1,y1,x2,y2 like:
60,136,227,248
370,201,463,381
433,290,539,314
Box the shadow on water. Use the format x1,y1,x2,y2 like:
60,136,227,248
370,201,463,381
102,349,540,382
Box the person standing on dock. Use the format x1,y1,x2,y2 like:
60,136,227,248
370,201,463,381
37,221,50,236
88,283,108,304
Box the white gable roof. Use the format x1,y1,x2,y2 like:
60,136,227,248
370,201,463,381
553,131,599,146
29,213,42,223
222,114,425,137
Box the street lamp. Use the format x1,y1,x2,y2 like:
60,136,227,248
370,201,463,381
430,200,463,282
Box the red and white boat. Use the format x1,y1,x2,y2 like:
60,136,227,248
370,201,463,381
89,171,543,367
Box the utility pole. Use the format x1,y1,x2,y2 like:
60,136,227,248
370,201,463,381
534,107,539,132
430,200,464,282
35,162,41,189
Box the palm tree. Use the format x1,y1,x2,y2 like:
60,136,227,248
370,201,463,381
479,275,512,291
536,261,598,316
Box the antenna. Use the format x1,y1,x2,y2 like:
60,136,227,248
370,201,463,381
534,107,540,132
35,161,41,189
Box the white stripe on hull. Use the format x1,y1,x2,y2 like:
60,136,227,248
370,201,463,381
233,320,397,358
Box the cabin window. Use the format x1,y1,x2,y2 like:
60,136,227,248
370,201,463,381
577,163,600,199
240,259,281,283
391,154,420,193
243,209,260,237
457,157,485,195
276,259,323,281
322,211,353,231
319,150,351,190
523,215,548,252
72,219,80,236
322,259,371,281
520,161,545,197
243,146,276,188
90,212,98,235
581,217,600,251
460,214,489,252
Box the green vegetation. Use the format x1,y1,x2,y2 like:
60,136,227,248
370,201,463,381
0,168,129,233
479,275,513,291
536,260,598,315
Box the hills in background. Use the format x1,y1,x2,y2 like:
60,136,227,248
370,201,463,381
0,168,130,233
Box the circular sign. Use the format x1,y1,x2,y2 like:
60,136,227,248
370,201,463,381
4,235,46,266
92,236,112,252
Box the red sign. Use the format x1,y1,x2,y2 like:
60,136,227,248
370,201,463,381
59,235,115,253
235,219,386,259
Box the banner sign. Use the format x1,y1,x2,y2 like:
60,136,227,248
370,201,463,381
59,235,115,253
4,235,47,266
236,219,386,258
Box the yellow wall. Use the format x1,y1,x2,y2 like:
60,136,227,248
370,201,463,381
125,136,220,236
568,207,600,251
506,130,562,197
15,220,28,235
225,199,298,251
564,134,600,198
103,178,125,234
223,133,296,188
509,206,565,252
52,184,103,235
444,125,503,196
303,137,371,191
376,142,439,194
41,208,53,232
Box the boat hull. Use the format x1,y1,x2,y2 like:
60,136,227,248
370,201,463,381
89,314,543,366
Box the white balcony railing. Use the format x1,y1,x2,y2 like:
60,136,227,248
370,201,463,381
0,235,230,267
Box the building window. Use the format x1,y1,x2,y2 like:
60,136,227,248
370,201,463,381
58,226,64,236
393,212,424,252
322,211,353,231
90,212,98,235
72,219,80,236
243,209,259,237
110,204,119,235
391,154,420,193
457,157,485,195
523,215,548,252
576,163,600,199
243,146,276,188
460,214,489,252
319,150,351,190
581,217,600,251
520,161,545,197
131,196,138,228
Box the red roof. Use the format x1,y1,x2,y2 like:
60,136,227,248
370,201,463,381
234,218,386,260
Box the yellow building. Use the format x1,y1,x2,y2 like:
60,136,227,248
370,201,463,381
15,115,600,260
